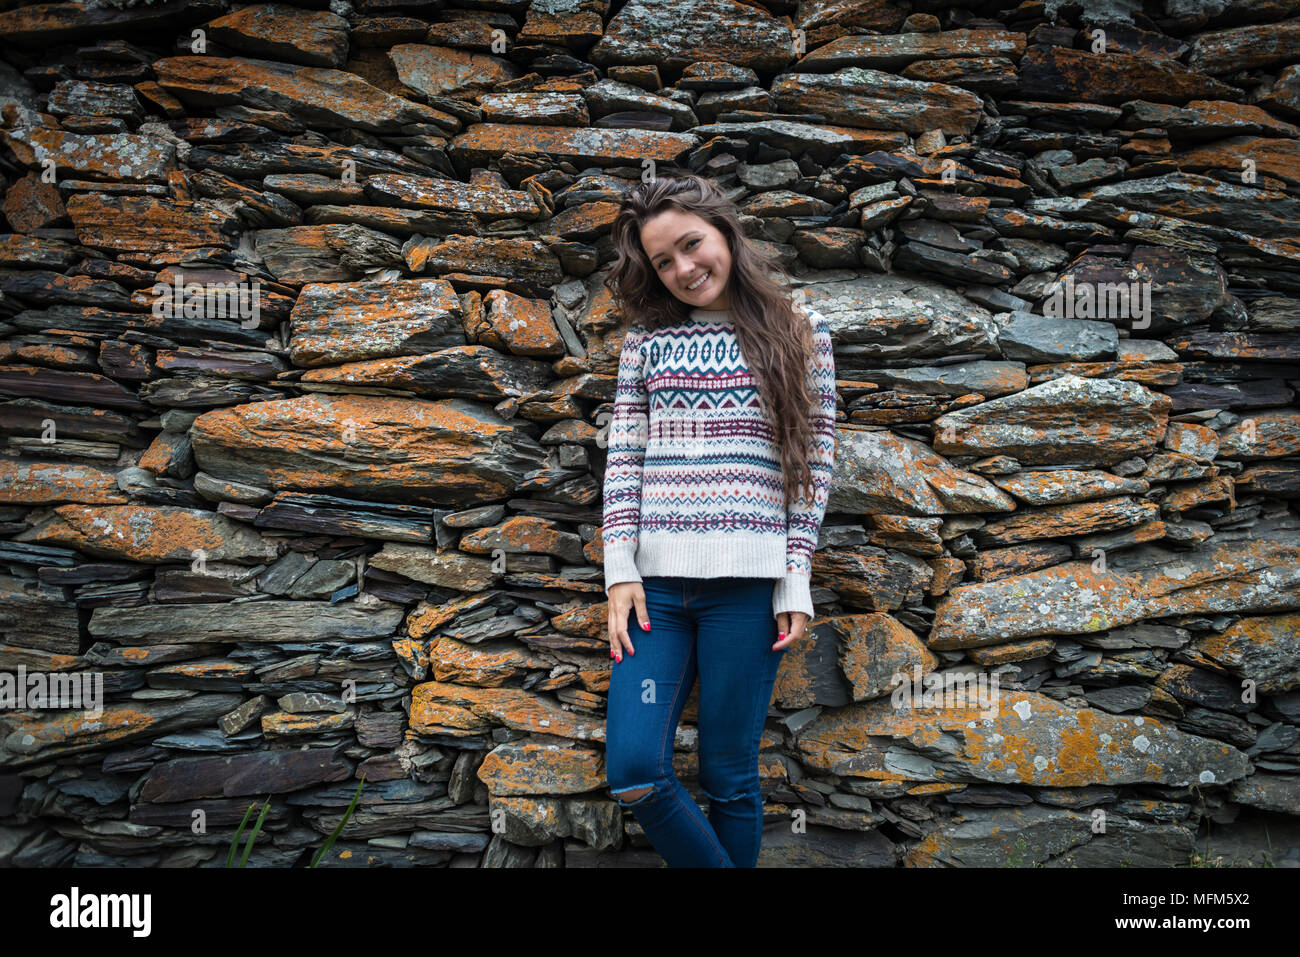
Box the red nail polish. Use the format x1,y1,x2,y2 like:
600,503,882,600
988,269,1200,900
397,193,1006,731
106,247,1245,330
642,622,650,631
778,632,786,639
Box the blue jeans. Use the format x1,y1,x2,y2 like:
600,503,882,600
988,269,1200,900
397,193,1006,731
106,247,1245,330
605,576,786,868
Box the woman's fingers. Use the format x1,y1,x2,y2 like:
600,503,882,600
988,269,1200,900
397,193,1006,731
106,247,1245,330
606,585,645,664
773,612,807,651
607,599,626,662
605,585,621,661
618,604,633,659
631,589,650,651
615,598,634,658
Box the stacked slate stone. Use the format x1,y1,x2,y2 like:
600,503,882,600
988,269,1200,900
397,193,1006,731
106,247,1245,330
0,0,1297,867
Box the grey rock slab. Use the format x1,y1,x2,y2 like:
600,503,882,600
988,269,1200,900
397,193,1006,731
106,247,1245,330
931,523,1300,648
994,311,1118,361
287,277,466,367
933,374,1171,466
137,744,352,801
190,393,549,508
805,273,1000,360
286,560,356,600
829,427,1017,516
990,468,1150,506
848,360,1028,398
590,0,794,72
908,804,1196,867
0,694,244,768
88,600,405,644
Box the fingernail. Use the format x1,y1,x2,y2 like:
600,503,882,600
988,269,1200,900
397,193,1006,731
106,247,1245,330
778,632,786,639
610,649,614,659
616,654,622,663
642,622,650,631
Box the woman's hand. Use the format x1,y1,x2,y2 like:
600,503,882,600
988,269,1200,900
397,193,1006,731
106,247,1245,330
774,611,808,651
607,581,649,664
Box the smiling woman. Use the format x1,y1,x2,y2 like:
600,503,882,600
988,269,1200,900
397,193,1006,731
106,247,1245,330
596,173,838,869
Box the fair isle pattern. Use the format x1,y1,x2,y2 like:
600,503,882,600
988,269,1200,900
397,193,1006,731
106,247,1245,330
601,306,837,619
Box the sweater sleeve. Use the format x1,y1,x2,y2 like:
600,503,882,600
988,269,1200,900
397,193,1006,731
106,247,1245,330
772,308,837,620
601,325,650,595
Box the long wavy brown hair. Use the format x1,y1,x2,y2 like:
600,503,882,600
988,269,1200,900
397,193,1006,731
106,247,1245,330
605,173,819,513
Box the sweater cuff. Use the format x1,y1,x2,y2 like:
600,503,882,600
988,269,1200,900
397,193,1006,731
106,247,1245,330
603,544,642,595
772,570,813,620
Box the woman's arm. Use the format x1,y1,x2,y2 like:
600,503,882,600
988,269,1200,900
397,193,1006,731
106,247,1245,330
601,325,650,594
773,307,837,619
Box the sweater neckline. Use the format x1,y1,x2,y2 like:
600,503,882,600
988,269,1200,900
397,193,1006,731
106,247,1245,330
688,307,733,324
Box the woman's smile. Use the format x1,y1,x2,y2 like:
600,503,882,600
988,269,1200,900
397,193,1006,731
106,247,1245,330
685,270,710,291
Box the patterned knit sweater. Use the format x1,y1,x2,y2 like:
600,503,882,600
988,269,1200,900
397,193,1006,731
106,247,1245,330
601,304,837,619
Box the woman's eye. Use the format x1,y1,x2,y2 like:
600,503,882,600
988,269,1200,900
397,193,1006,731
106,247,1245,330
654,238,698,269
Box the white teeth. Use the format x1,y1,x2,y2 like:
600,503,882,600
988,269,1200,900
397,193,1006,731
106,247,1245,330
687,271,709,290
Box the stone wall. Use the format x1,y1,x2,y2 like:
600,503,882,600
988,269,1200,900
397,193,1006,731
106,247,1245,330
0,0,1297,867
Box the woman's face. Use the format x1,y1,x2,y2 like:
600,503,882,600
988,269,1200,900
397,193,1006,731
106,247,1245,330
639,208,733,311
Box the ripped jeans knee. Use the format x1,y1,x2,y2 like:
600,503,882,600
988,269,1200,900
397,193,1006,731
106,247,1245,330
611,782,657,806
701,780,757,805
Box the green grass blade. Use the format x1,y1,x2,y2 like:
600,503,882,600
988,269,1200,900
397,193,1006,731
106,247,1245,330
238,797,272,868
309,775,366,869
226,801,260,868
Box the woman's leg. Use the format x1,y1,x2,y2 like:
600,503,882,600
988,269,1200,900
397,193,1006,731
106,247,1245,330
693,578,786,868
604,577,735,867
